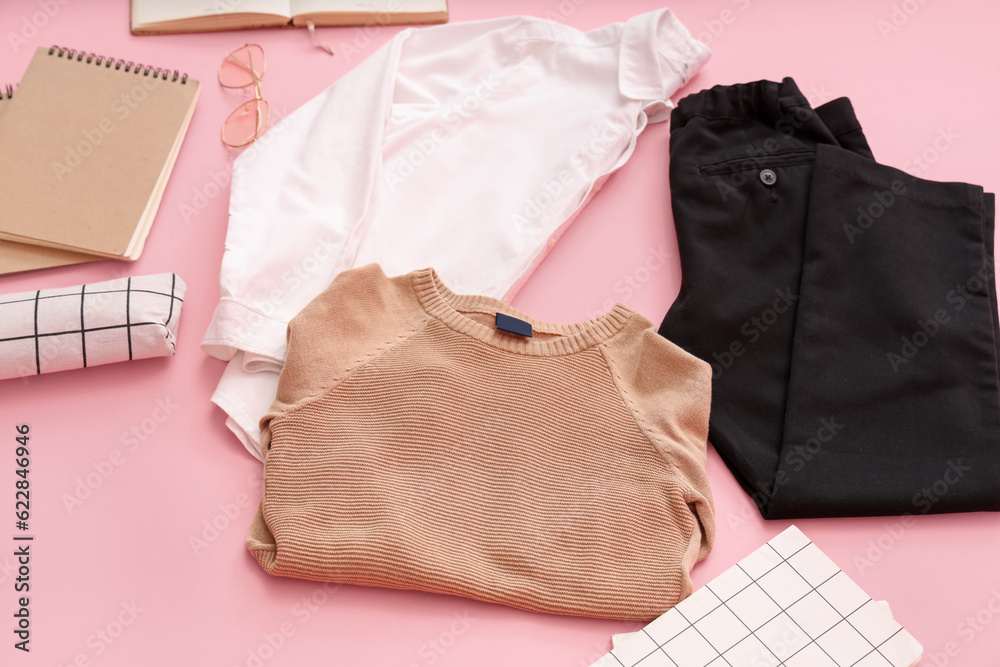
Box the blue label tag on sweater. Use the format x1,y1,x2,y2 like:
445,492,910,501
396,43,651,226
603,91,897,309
496,312,532,337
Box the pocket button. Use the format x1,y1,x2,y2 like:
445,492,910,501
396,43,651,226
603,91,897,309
759,169,777,186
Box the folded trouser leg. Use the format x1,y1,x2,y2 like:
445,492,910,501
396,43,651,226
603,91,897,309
659,78,873,515
814,97,875,161
768,144,1000,518
660,78,1000,518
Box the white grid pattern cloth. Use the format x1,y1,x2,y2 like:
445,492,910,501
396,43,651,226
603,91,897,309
0,273,185,380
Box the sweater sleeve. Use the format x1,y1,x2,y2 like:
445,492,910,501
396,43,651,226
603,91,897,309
259,263,428,454
602,325,716,564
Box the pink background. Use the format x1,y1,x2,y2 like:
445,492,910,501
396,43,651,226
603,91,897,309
1,1,998,665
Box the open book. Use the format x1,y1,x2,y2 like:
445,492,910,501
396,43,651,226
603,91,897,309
131,0,448,34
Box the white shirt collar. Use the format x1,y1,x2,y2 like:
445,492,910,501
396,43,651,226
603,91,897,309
618,9,711,101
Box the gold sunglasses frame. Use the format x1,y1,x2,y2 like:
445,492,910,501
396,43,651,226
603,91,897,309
219,44,270,148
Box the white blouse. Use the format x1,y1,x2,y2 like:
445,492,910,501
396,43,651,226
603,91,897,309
201,9,710,460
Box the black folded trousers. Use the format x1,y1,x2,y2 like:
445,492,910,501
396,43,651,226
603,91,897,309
659,78,1000,519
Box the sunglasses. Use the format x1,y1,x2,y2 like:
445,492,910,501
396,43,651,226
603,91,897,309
219,44,269,148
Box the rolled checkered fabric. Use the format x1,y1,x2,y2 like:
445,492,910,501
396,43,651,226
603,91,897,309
0,273,185,380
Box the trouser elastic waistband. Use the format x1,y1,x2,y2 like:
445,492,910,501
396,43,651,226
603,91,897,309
670,77,865,145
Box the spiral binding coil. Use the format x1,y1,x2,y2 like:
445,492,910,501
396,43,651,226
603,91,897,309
48,45,188,84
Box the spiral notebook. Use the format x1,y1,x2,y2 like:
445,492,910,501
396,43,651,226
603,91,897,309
0,46,199,273
0,90,58,272
0,82,98,274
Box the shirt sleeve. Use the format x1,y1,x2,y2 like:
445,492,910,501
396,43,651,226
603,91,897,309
200,33,408,367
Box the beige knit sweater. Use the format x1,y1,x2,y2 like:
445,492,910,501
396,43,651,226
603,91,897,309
247,264,715,621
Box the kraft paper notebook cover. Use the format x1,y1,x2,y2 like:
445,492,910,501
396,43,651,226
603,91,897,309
0,82,99,275
0,241,99,276
0,46,199,263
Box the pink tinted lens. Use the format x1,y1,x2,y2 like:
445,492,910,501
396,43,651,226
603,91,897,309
222,98,270,147
219,44,265,88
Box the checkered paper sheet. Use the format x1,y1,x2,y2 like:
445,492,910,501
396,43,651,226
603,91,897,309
591,526,922,667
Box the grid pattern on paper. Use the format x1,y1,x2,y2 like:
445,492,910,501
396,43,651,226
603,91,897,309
0,273,184,378
592,526,922,667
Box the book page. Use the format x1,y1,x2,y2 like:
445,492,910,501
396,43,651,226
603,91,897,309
133,0,293,25
290,0,445,16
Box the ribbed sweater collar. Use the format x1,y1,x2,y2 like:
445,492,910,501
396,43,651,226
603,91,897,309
411,268,635,356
